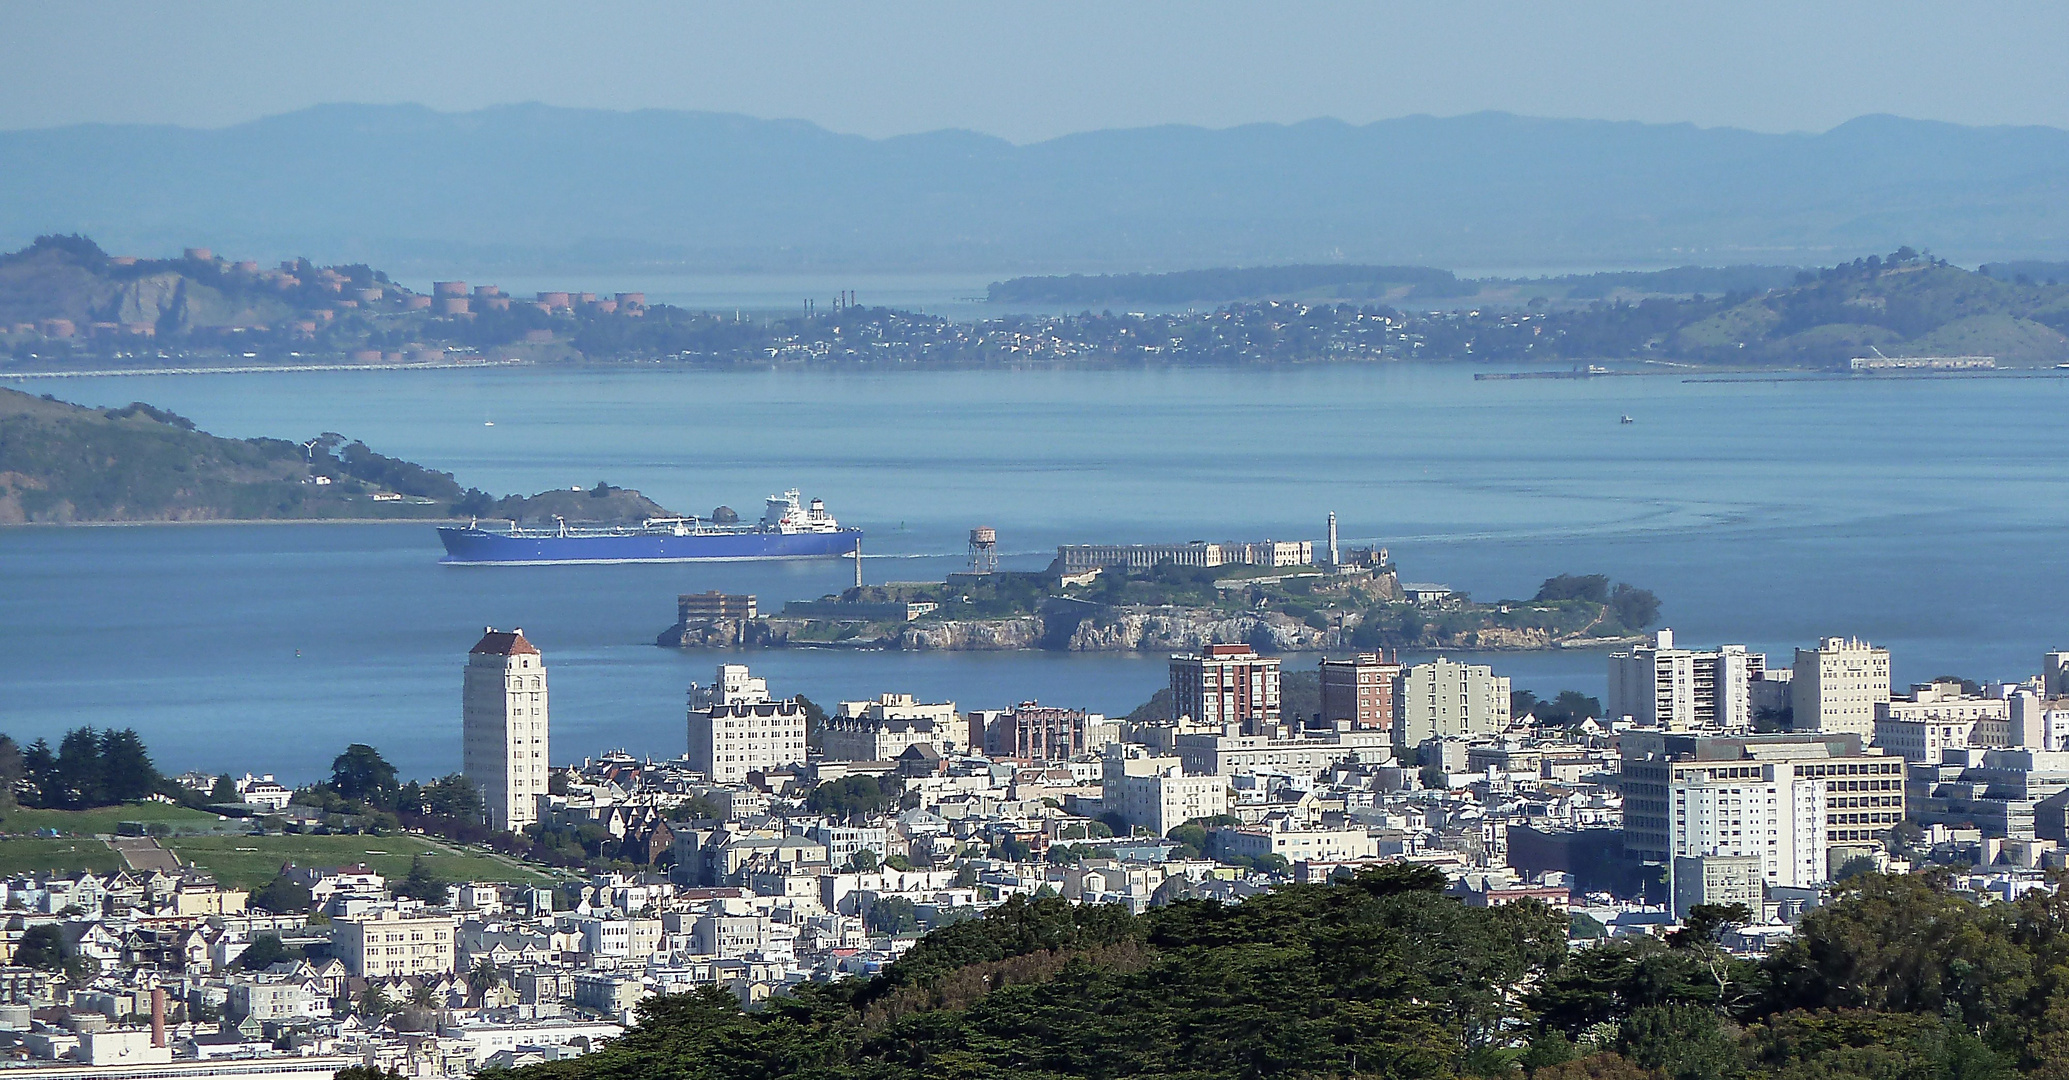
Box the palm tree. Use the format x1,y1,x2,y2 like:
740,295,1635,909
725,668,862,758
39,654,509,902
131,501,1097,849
354,985,392,1020
465,958,502,1003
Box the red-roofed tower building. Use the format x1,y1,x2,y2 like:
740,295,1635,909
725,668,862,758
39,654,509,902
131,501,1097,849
463,627,550,833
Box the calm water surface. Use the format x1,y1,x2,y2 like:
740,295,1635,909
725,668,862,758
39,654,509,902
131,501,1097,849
4,364,2064,780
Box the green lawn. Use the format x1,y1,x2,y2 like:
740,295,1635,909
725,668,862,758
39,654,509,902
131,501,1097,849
0,803,246,837
0,804,554,888
164,835,552,890
0,838,122,876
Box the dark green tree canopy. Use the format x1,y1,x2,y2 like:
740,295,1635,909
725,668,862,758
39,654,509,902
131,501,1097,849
329,743,399,804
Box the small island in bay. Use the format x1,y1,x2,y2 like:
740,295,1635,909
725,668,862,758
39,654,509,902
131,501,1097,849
0,386,669,524
658,546,1657,654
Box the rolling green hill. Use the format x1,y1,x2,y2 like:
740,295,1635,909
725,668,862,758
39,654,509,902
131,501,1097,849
0,386,672,524
1672,256,2069,365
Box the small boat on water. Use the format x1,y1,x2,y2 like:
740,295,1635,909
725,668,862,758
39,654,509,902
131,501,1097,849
1620,415,1635,424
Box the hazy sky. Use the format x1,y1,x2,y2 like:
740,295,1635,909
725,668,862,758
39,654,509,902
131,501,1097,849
6,1,2068,141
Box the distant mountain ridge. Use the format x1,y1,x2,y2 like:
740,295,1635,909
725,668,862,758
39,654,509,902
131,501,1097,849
8,105,2069,272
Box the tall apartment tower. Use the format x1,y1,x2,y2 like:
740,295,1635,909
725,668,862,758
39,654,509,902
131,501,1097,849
462,627,550,834
1393,656,1511,750
1606,629,1763,731
1319,652,1399,729
1791,637,1891,738
1170,644,1281,732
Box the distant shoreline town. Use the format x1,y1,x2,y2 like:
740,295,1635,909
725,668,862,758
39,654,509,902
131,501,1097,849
9,238,2069,373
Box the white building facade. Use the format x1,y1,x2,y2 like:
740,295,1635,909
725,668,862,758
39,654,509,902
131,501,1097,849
1606,629,1762,731
1101,746,1228,836
335,910,456,977
1670,771,1828,889
462,628,551,833
686,666,807,784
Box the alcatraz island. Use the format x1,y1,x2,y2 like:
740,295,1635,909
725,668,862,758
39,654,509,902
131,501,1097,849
658,526,1658,654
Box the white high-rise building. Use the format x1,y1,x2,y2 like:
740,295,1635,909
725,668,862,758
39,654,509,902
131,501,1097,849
692,664,769,709
686,664,808,784
1671,771,1828,889
1792,637,1891,738
1623,730,1903,887
463,627,550,834
1101,744,1228,837
1606,629,1763,731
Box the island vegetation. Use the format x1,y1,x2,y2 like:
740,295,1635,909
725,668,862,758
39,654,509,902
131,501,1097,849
0,385,670,524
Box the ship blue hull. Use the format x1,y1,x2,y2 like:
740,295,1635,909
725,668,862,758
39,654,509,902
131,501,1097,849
438,526,862,565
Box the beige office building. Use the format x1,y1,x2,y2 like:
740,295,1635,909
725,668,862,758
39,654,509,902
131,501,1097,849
823,693,964,761
1791,637,1891,737
336,910,456,977
1393,657,1510,749
1101,746,1228,836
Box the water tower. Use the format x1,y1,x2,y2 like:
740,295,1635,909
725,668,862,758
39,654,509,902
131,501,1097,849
968,526,998,574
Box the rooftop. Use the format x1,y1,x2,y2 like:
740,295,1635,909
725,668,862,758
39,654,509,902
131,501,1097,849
472,627,541,657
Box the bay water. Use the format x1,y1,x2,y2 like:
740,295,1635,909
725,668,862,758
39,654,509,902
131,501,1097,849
4,363,2065,782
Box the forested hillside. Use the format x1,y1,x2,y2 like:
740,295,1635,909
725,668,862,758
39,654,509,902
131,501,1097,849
0,387,670,523
498,866,2059,1080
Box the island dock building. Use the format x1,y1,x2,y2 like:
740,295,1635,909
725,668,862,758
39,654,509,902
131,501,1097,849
677,590,757,624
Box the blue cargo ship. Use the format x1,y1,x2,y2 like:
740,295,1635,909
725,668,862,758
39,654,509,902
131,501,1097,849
438,489,861,565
